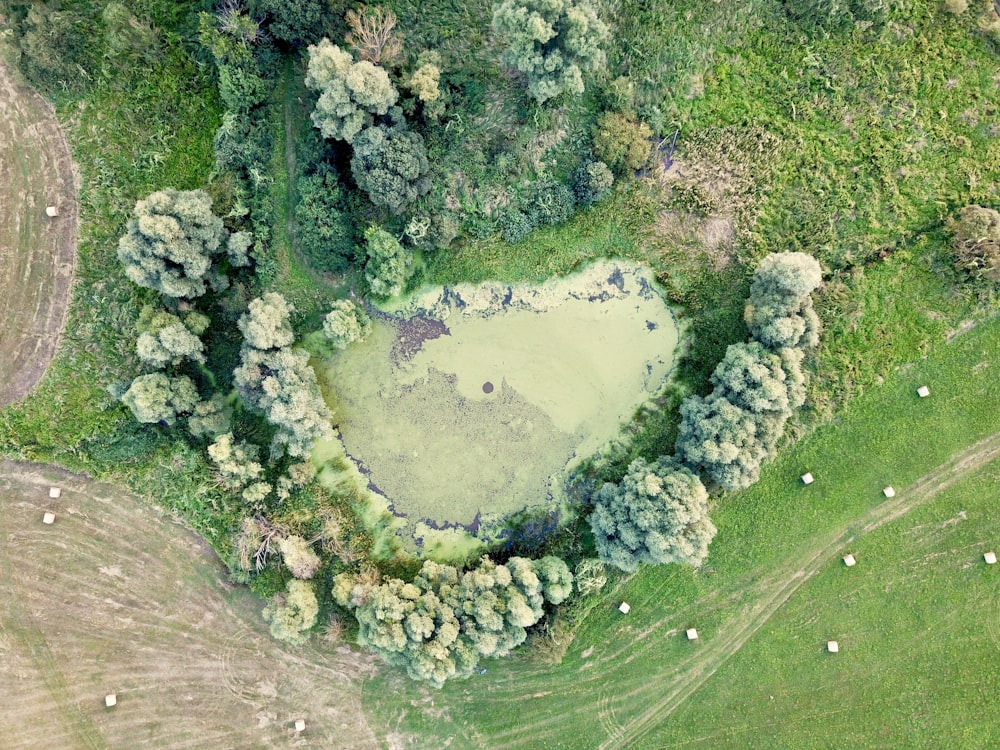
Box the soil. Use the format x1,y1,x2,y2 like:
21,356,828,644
0,461,380,749
0,61,78,406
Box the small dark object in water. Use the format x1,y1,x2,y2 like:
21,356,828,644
482,381,494,394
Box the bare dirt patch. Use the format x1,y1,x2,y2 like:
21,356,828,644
0,61,77,405
0,461,379,749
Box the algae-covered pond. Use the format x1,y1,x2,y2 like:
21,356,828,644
320,261,678,551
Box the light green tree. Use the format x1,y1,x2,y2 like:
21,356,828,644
263,579,319,645
117,189,233,299
277,535,322,579
590,458,716,573
744,252,823,351
363,227,413,298
305,38,398,143
491,0,610,103
238,292,296,350
134,307,207,368
322,299,372,350
188,394,234,439
207,433,264,490
121,373,199,426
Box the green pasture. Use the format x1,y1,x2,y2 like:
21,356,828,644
363,314,1000,748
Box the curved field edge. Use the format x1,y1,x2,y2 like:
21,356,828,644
0,461,380,750
0,60,77,405
361,315,1000,748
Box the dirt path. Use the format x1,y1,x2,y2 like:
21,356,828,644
596,429,1000,749
0,461,380,749
0,60,77,405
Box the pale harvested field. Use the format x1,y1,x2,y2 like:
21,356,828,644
0,61,77,405
0,461,380,749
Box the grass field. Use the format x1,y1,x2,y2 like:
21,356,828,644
0,461,379,750
0,60,77,405
361,314,1000,748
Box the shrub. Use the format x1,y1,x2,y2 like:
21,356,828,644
572,160,614,204
305,38,398,143
946,205,1000,284
277,535,322,579
593,112,653,175
121,373,199,426
345,4,404,64
590,458,716,573
263,579,319,645
17,4,93,93
350,122,432,214
363,226,414,298
323,300,372,349
524,178,575,227
491,0,610,103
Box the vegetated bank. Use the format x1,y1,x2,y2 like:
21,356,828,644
0,0,997,702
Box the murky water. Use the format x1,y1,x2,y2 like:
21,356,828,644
319,261,679,556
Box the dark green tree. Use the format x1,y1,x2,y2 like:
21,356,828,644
350,122,431,214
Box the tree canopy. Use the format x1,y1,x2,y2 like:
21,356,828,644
350,121,431,214
363,227,414,298
121,373,199,426
590,458,716,573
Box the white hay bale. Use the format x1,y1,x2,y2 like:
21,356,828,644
105,694,117,707
49,486,61,499
842,554,856,567
801,472,814,485
294,719,306,732
42,512,56,525
45,205,59,218
882,486,895,498
985,552,997,565
917,385,930,398
618,602,631,614
686,628,699,641
827,641,839,653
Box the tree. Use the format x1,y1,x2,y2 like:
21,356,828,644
121,373,199,426
350,122,431,214
188,394,233,439
744,252,823,351
709,342,793,416
305,38,398,143
346,5,404,64
593,112,653,175
947,205,1000,284
363,227,413,298
117,189,231,299
572,160,614,204
233,346,335,458
238,292,296,350
590,458,716,573
250,0,329,47
263,579,319,644
294,171,356,272
674,393,784,491
207,433,264,489
323,299,372,349
491,0,610,104
277,535,322,579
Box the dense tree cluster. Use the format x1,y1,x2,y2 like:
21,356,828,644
233,293,334,458
117,189,247,299
590,458,716,573
676,253,822,490
334,556,572,687
305,39,398,144
491,0,610,104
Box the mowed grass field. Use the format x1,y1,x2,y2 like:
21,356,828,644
0,462,380,750
0,61,77,405
362,316,1000,749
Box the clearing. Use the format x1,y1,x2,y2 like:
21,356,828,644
0,60,77,406
0,461,379,750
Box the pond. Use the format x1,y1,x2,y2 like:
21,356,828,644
319,261,679,556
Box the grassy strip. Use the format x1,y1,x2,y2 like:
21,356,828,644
361,314,1000,747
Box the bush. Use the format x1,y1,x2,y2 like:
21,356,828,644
16,4,94,93
263,579,319,645
590,457,716,573
572,160,614,204
491,0,610,104
744,252,823,351
524,178,575,227
783,0,896,32
294,171,357,273
277,535,322,579
363,227,414,298
350,122,432,215
250,0,330,48
207,433,264,490
946,205,1000,284
593,112,653,175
